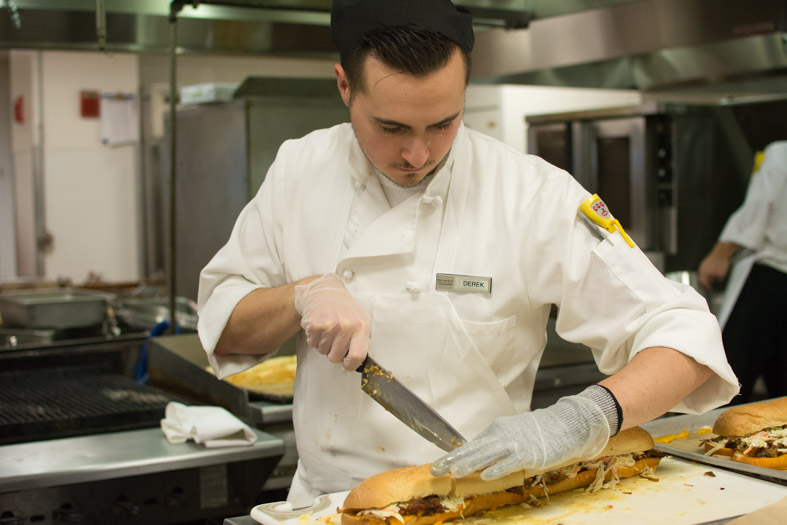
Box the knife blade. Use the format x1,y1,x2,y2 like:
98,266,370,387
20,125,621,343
356,355,466,452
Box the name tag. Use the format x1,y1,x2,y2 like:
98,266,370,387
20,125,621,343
435,273,492,294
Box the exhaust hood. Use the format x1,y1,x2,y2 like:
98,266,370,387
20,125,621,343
0,0,338,57
470,0,787,100
0,0,533,56
2,0,786,99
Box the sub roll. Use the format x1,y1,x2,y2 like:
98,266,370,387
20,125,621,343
703,396,787,470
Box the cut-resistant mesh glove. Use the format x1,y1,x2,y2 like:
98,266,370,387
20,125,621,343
294,273,370,371
431,385,620,480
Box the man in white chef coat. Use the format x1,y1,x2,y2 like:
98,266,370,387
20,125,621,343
198,0,738,505
698,141,787,404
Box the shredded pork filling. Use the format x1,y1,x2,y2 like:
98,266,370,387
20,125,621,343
703,425,787,458
398,496,447,516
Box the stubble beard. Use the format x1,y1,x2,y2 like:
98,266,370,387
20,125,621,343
352,126,438,189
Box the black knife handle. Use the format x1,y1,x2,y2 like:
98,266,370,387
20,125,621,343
356,355,373,373
356,357,367,373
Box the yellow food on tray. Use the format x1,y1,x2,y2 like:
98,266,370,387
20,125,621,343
654,426,714,444
654,428,689,444
208,355,297,397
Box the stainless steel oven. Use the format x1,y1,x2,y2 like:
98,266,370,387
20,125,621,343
578,115,652,253
527,102,756,273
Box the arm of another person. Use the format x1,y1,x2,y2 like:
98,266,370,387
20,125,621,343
698,242,742,290
697,144,787,290
600,345,714,429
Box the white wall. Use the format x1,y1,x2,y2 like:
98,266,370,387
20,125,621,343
463,84,504,141
10,50,40,278
0,53,16,278
41,50,141,283
7,51,338,284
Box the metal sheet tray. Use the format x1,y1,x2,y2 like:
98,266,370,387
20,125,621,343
641,406,787,486
0,288,110,329
0,328,56,349
116,296,198,332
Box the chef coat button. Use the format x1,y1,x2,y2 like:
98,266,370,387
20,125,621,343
342,269,354,281
422,195,442,207
405,281,421,294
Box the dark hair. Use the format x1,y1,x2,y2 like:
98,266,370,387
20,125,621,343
343,24,471,96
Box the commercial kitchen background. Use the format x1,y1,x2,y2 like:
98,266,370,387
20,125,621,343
3,0,786,291
0,51,641,283
2,0,787,523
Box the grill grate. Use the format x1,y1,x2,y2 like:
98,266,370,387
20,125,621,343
0,370,177,445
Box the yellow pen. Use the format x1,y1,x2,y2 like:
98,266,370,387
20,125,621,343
753,150,765,174
578,194,635,248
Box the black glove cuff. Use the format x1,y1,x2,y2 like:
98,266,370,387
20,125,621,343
579,384,623,436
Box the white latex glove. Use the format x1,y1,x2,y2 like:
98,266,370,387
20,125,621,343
431,389,613,480
294,274,370,371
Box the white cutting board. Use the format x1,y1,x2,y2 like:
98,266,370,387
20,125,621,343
250,457,787,525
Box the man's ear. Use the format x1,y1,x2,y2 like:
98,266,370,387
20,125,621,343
335,63,351,107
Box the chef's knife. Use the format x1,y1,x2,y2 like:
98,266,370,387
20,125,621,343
356,355,466,452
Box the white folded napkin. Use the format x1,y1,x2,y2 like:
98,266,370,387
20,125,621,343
161,401,257,447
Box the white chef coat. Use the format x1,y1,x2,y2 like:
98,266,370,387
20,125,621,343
715,141,787,328
197,122,738,503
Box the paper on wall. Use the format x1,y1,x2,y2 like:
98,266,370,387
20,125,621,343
100,94,138,146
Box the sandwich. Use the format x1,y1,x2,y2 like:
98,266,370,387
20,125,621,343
702,396,787,470
341,426,663,525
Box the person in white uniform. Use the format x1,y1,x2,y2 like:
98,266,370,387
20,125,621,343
198,0,738,505
698,141,787,404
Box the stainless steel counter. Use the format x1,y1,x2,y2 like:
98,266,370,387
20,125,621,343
251,401,298,493
0,427,283,492
224,517,259,525
0,427,285,523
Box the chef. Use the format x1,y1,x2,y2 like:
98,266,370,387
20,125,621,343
197,0,738,506
698,141,787,404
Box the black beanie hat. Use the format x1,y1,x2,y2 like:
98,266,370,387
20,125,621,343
330,0,474,65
